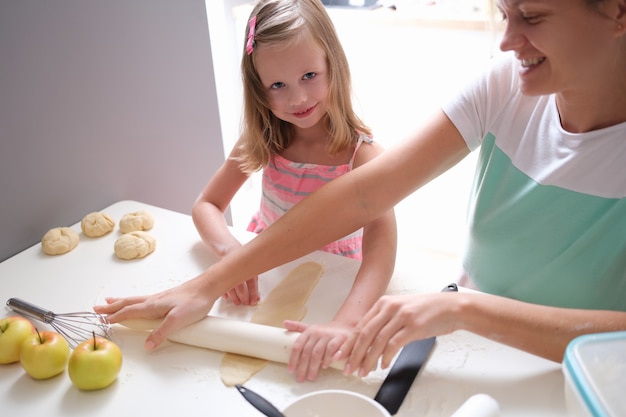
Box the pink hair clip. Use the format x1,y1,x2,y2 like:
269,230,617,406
246,16,257,55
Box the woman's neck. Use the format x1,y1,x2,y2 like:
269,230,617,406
556,84,626,133
556,49,626,133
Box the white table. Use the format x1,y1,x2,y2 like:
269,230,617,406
0,200,567,416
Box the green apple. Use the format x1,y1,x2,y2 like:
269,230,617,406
20,329,70,379
0,316,36,364
68,334,123,390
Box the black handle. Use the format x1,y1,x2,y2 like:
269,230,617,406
235,384,285,417
373,283,459,415
442,283,458,293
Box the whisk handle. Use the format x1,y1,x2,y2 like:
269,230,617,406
6,298,54,323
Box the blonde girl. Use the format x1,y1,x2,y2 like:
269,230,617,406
189,0,396,381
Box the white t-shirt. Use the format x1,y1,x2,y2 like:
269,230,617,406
442,55,626,311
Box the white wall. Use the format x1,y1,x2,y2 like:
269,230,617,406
205,0,249,156
204,0,262,230
0,0,225,261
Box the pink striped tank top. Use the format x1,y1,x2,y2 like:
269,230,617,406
247,134,373,260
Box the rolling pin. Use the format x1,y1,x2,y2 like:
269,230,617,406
120,316,346,370
450,394,501,417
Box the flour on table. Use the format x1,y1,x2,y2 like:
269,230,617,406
220,261,324,386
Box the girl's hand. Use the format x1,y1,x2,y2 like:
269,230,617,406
222,276,260,306
284,320,352,382
93,278,221,351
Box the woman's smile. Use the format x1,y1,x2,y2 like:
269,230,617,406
520,56,546,68
517,55,546,79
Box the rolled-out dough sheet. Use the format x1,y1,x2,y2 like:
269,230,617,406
220,261,324,386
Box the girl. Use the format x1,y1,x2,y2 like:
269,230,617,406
189,0,396,382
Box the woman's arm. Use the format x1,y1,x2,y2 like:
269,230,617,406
96,110,470,350
340,291,626,376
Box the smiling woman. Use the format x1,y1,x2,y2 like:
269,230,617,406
497,0,625,110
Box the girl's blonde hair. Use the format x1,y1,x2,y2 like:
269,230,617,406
236,0,371,173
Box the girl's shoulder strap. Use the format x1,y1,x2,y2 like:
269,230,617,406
349,132,374,169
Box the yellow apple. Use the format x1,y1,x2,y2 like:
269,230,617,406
68,334,122,390
0,316,36,364
20,329,70,379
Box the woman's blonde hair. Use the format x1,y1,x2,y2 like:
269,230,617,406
235,0,370,173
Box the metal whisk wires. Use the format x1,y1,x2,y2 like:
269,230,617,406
6,298,111,348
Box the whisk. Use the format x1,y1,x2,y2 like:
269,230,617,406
6,298,111,348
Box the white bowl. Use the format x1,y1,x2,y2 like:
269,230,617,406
283,389,391,417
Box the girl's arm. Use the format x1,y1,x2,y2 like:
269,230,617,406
333,209,397,330
191,141,259,305
334,139,398,328
285,140,398,381
96,110,470,350
340,291,626,376
192,148,248,258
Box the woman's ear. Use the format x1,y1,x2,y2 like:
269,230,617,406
617,0,626,19
614,0,626,34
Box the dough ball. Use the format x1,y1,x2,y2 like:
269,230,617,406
114,231,156,260
41,227,79,255
81,212,115,237
119,211,154,234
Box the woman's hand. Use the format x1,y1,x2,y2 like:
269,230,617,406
94,277,221,351
338,290,626,377
337,293,459,377
284,320,353,382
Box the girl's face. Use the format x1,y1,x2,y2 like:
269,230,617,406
254,33,329,130
497,0,619,96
